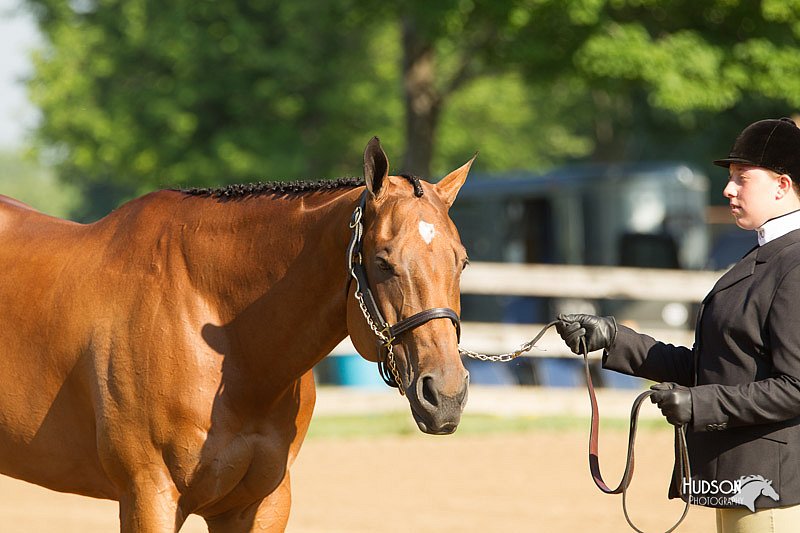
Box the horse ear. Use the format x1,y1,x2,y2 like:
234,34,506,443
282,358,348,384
436,153,477,208
364,137,389,201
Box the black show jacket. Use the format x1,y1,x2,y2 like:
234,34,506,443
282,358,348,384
604,229,800,509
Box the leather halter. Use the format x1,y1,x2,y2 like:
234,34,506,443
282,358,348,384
346,190,461,391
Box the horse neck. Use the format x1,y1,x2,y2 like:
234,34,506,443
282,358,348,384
179,188,361,391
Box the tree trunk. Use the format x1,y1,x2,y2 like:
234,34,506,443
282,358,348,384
401,17,440,178
590,89,633,162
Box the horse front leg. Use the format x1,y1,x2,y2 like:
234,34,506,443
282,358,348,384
117,471,185,533
205,473,292,533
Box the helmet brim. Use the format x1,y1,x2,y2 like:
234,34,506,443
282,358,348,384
713,157,760,169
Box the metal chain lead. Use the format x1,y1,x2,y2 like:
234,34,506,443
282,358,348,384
356,270,540,367
353,289,405,395
458,320,558,363
458,342,537,362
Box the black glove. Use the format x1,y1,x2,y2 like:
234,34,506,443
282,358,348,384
555,314,617,354
650,382,692,426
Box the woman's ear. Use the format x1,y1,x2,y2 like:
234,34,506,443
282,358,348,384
777,173,795,199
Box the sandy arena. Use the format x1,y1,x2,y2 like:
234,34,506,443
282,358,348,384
0,387,716,532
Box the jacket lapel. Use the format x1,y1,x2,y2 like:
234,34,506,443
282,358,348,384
693,228,800,385
693,244,757,385
707,229,800,299
704,246,757,301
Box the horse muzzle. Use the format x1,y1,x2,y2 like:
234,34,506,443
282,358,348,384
408,370,469,435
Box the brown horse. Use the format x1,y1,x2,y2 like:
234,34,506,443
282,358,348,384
0,138,473,532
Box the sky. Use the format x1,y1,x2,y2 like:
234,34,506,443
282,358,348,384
0,0,41,149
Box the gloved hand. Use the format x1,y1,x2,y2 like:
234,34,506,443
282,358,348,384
555,314,617,355
650,382,692,426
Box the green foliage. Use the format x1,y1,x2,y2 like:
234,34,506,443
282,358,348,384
733,40,800,107
26,0,401,218
21,0,800,217
570,1,800,114
380,0,799,174
576,25,739,112
435,73,593,174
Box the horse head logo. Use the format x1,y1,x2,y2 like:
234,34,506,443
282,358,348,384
730,475,780,512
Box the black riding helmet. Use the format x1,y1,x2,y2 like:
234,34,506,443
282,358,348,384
714,117,800,181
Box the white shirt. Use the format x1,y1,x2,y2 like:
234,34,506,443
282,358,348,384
757,209,800,246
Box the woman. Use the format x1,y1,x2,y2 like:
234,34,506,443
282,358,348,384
557,117,800,532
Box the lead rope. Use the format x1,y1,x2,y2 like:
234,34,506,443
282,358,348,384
460,322,691,533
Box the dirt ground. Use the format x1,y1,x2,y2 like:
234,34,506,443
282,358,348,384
0,429,714,532
287,430,715,533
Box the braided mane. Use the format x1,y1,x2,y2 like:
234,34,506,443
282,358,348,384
180,174,425,199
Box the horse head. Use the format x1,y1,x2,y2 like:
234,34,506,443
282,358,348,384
346,137,474,435
732,475,780,512
760,479,780,502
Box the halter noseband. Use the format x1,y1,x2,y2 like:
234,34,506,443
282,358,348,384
346,190,461,394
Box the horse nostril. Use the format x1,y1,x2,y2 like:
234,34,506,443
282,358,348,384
421,375,439,408
455,375,469,404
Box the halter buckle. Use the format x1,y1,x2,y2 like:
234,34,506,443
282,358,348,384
380,324,395,347
349,206,362,228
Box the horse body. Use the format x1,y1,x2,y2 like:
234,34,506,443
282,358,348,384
0,139,473,531
0,187,352,521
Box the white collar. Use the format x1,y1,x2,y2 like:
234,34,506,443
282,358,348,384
757,209,800,246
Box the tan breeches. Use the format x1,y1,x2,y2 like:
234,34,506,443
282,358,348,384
716,505,800,533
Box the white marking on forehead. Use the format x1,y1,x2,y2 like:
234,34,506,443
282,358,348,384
418,220,436,245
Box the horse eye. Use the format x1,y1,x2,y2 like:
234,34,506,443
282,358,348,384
376,256,395,273
462,258,470,271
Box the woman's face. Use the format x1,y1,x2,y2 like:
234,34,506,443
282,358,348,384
723,164,782,230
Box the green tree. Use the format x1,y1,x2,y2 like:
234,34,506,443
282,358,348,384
23,0,800,218
395,0,800,177
397,1,596,175
26,0,401,220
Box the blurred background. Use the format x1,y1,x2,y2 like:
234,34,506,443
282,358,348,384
3,2,798,530
1,0,798,389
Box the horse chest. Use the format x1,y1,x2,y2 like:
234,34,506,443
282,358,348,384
177,386,313,513
174,428,292,513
